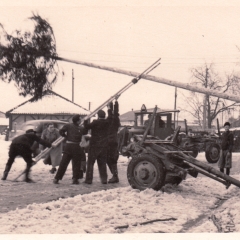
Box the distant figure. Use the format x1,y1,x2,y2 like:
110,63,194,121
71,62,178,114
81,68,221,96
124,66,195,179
159,116,165,128
218,122,234,176
144,114,152,127
40,123,62,174
1,129,53,182
188,128,194,137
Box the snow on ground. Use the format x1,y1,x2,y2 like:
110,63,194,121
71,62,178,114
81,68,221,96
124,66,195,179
1,135,240,234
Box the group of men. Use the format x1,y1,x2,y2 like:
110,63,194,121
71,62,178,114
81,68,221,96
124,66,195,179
1,99,121,185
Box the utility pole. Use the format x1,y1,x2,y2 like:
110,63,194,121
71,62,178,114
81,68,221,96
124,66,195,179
174,87,177,129
72,69,74,102
89,102,91,111
203,68,208,130
222,102,224,126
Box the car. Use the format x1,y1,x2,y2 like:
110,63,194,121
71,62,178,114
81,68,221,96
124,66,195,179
9,119,68,156
1,129,7,135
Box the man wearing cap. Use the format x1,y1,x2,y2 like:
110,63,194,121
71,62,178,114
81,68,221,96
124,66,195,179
84,109,110,184
144,114,152,127
218,122,234,176
53,114,87,185
1,129,53,182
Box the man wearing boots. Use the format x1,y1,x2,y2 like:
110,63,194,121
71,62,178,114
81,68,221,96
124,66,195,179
84,109,110,184
53,114,87,185
218,122,234,176
107,100,121,183
1,129,52,182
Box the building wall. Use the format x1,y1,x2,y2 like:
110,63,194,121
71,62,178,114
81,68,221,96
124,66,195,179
0,112,5,118
120,120,135,126
0,125,7,133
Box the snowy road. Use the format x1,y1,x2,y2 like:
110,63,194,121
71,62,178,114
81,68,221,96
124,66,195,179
1,135,240,234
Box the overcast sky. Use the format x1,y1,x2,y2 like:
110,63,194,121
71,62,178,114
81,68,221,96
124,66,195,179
1,0,240,121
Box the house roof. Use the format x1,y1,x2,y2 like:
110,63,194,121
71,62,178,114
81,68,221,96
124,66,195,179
6,90,90,117
119,111,135,121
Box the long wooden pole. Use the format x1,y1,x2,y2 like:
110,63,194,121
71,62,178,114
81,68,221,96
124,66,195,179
178,152,240,188
55,56,240,103
79,58,161,124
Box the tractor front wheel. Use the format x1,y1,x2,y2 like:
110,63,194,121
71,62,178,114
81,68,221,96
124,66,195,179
127,154,166,191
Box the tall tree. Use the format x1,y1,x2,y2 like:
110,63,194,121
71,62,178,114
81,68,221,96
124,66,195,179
0,14,60,100
181,63,240,128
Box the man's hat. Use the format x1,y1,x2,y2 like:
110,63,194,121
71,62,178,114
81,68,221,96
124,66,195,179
72,114,80,123
26,129,37,134
97,110,106,118
224,122,231,127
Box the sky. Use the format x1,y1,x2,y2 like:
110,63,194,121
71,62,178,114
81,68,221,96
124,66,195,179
1,0,240,121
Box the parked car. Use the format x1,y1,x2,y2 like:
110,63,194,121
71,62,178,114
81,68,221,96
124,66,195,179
1,129,8,135
9,119,68,156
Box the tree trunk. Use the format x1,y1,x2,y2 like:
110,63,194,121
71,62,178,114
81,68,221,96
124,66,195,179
56,56,240,103
207,95,212,128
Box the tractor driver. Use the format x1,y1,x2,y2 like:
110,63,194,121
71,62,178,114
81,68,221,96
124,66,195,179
144,114,152,127
159,116,165,128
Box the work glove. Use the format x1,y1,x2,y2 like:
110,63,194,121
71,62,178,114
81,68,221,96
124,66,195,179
81,161,87,173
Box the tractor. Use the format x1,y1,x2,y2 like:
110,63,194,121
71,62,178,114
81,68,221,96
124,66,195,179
121,107,240,191
117,106,220,164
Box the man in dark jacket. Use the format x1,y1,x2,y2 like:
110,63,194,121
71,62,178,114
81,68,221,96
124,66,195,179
84,109,110,184
1,129,52,182
53,114,87,185
218,122,234,175
107,100,121,183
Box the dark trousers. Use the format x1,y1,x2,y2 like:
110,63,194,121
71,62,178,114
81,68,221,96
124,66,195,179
220,168,230,175
107,142,119,172
85,147,108,182
6,143,34,177
55,143,85,180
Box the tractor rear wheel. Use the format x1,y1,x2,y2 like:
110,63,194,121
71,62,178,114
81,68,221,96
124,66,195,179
127,154,166,191
205,143,220,163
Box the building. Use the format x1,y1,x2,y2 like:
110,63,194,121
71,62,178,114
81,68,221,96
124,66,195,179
119,110,135,126
0,111,8,133
0,111,5,118
6,90,90,131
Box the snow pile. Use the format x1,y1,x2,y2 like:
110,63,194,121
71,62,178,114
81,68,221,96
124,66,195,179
1,136,240,234
0,175,237,234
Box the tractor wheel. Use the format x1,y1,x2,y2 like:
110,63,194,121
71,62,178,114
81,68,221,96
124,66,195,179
205,143,221,163
164,173,183,185
127,154,166,191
